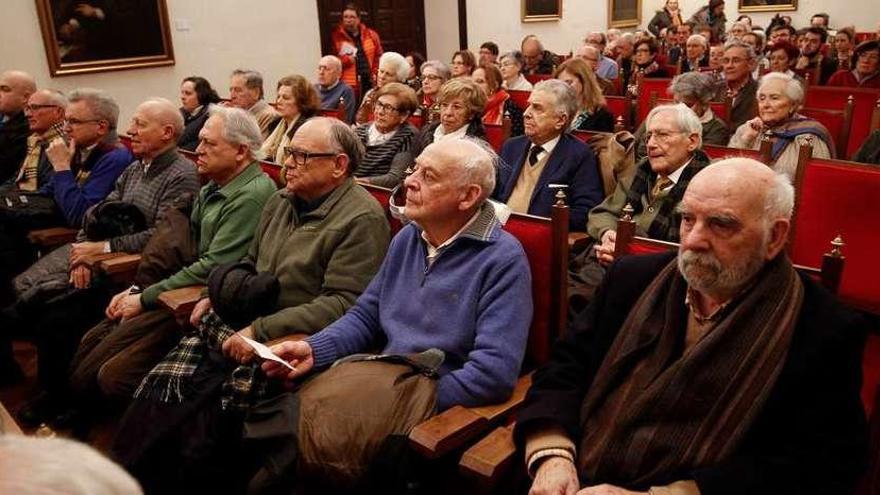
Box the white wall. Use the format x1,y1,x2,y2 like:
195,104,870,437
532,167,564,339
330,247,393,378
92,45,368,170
0,0,322,126
426,0,460,61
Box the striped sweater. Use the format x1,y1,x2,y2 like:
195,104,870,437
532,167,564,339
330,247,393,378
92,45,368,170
353,123,417,188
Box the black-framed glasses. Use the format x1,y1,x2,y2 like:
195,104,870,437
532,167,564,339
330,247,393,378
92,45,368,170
283,148,338,166
66,117,103,126
24,104,59,112
374,101,399,113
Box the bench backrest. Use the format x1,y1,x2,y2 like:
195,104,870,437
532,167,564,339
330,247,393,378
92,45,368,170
508,90,531,112
803,87,880,159
359,183,404,236
800,101,854,158
605,95,633,131
484,118,512,153
636,77,673,125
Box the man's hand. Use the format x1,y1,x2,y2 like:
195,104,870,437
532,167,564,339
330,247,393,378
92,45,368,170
189,297,212,327
577,484,646,495
69,264,92,289
70,241,107,265
105,287,130,320
596,230,617,266
529,456,580,495
262,340,315,381
794,55,810,70
46,137,75,172
118,293,144,321
222,326,257,364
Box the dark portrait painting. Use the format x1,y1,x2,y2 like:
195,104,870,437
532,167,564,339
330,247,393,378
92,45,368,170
738,0,797,12
35,0,175,76
522,0,562,22
608,0,641,28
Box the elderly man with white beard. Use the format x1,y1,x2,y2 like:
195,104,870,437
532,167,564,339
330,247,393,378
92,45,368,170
515,158,868,495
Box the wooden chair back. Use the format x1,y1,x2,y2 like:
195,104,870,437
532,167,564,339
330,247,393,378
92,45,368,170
604,95,633,131
800,99,855,158
636,77,673,125
803,87,880,158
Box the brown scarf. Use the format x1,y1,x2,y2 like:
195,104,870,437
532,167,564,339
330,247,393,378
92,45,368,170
577,254,804,487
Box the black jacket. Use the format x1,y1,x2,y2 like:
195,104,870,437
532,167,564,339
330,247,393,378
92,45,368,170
515,251,868,494
178,105,211,152
0,112,30,185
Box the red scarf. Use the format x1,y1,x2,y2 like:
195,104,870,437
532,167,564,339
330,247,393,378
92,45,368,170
482,90,510,126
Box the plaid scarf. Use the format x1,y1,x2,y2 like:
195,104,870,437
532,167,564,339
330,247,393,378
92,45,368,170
577,254,803,487
134,310,268,411
623,149,710,241
16,122,65,191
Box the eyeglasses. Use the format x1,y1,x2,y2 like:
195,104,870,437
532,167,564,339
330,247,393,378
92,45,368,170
66,117,102,126
858,52,880,61
645,130,684,143
374,101,399,113
24,104,59,112
283,148,338,166
422,74,443,81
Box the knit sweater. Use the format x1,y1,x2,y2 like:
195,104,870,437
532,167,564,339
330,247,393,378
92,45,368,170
316,82,357,124
306,204,533,411
353,123,417,188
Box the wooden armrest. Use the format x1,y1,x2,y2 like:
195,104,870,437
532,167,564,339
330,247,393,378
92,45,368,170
77,252,128,269
568,232,590,250
27,227,78,247
157,285,206,318
408,373,533,459
98,254,141,275
459,423,516,482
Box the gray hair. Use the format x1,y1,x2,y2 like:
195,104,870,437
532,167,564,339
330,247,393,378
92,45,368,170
320,55,343,74
669,72,717,105
687,34,708,49
646,103,703,147
208,106,264,160
35,89,69,108
758,71,805,109
723,38,757,61
456,137,497,202
0,435,142,495
421,60,451,80
498,51,525,67
765,169,795,222
231,69,265,99
521,34,544,52
67,88,119,130
380,51,411,83
533,79,579,126
323,117,364,175
142,97,184,138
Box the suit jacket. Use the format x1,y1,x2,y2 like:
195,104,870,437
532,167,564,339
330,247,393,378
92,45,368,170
0,112,30,185
494,133,603,232
728,78,758,131
515,251,868,494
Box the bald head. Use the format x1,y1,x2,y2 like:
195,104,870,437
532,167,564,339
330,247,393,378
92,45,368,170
0,70,37,115
140,97,184,137
317,56,342,86
126,97,184,158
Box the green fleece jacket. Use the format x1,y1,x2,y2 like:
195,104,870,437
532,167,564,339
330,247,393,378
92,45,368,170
249,178,390,341
140,163,277,307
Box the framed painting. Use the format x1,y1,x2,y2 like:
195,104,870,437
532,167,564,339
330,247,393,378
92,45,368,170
35,0,175,77
738,0,797,13
608,0,641,28
522,0,562,22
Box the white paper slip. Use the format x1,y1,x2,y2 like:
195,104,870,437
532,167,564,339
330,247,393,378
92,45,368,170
242,336,296,372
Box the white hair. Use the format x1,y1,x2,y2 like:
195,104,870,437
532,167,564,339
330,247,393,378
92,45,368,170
208,106,265,160
68,88,119,130
533,79,579,126
456,137,498,201
0,435,143,495
379,51,411,83
142,97,185,138
320,55,343,74
687,34,708,49
646,103,703,147
765,170,795,222
758,71,805,109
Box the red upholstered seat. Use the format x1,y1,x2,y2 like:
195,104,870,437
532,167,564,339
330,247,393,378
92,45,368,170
484,122,508,153
318,108,344,120
637,77,673,125
792,158,880,314
408,114,423,129
863,334,880,417
650,96,731,126
800,103,853,158
120,135,133,151
524,73,552,85
258,160,283,187
626,237,677,255
508,90,531,112
604,95,633,130
855,32,877,44
803,87,880,159
360,183,403,236
571,130,596,143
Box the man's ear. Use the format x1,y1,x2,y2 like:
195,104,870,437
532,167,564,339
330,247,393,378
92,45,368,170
458,184,482,211
765,219,791,259
332,154,350,179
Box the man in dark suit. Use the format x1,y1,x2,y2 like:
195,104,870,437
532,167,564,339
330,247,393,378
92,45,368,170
0,70,36,185
722,39,759,131
493,79,603,231
516,158,867,494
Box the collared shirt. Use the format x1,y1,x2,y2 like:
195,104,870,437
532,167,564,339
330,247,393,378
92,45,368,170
433,123,469,142
367,122,397,146
529,134,561,164
597,56,619,80
503,74,533,91
421,208,482,266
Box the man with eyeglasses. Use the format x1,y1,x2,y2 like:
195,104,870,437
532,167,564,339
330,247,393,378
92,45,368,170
575,45,616,95
521,34,558,75
720,39,759,131
584,32,619,81
0,70,36,186
570,103,710,312
2,89,67,192
315,55,357,124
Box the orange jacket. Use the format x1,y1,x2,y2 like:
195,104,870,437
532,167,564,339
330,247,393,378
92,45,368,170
332,24,383,94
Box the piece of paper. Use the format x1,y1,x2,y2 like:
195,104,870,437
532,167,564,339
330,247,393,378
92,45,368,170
242,336,296,372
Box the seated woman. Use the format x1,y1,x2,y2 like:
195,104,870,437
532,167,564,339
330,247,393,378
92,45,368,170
768,41,803,82
634,71,730,160
626,38,671,96
260,75,320,164
352,82,419,188
178,76,221,151
499,51,533,91
554,58,615,132
355,52,410,124
405,51,425,92
414,60,450,125
472,63,524,137
450,49,476,78
827,40,880,88
833,27,856,71
406,78,487,162
729,72,834,180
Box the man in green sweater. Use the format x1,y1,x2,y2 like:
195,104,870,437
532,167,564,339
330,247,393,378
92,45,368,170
60,107,276,418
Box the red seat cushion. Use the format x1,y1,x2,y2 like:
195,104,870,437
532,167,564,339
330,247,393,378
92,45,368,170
799,107,845,156
637,78,673,125
803,87,880,159
508,90,531,112
525,74,552,85
484,123,506,153
408,115,423,129
605,95,631,127
259,161,283,186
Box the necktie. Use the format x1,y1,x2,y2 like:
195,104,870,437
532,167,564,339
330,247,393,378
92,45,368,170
651,176,673,201
528,145,544,166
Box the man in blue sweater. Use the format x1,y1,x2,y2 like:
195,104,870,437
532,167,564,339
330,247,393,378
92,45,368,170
265,137,533,411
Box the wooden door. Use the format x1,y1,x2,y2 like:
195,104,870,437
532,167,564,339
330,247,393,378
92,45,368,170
317,0,426,58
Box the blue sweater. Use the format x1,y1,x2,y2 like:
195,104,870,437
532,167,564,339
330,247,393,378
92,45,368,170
39,144,133,227
306,206,533,411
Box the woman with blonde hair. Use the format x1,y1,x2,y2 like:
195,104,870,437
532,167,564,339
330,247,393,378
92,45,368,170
554,58,614,132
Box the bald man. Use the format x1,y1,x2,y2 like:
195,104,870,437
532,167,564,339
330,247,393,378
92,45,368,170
314,55,356,123
516,158,867,494
0,97,200,390
0,70,36,184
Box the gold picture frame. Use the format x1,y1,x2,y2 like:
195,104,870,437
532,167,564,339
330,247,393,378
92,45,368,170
738,0,798,13
35,0,175,77
522,0,562,22
608,0,642,28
